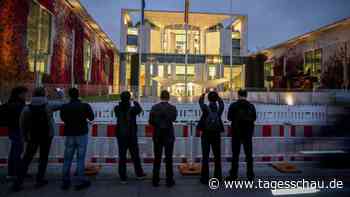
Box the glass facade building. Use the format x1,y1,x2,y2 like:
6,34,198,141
119,10,248,97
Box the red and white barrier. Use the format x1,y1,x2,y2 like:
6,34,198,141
0,123,348,166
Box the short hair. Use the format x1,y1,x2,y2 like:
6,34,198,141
33,87,46,97
238,89,248,98
160,90,170,101
208,91,219,102
68,88,79,99
120,91,131,102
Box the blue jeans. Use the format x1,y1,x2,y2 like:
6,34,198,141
8,138,24,177
62,134,88,184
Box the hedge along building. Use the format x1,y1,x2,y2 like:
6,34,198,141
259,17,350,90
0,0,119,98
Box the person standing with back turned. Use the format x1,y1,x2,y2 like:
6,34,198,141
149,90,177,187
114,91,146,184
60,88,94,190
12,87,62,191
0,87,28,181
227,89,256,181
197,91,224,184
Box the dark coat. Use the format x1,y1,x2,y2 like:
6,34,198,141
227,99,257,138
197,95,225,134
60,99,94,136
114,101,142,138
2,99,25,140
149,102,177,139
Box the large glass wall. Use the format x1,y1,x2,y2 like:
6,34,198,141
304,49,322,79
223,65,244,91
163,25,201,54
175,64,195,80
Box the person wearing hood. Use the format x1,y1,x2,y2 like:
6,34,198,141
114,91,146,184
197,91,224,184
13,87,63,191
149,90,177,187
0,86,28,180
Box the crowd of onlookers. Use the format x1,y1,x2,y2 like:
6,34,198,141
0,87,256,192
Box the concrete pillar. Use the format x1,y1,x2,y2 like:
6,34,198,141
195,64,201,81
119,60,127,91
204,64,209,81
144,63,151,96
240,16,249,56
151,63,159,96
120,9,128,52
171,64,177,81
201,29,206,54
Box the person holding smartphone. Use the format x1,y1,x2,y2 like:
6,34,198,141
114,91,146,184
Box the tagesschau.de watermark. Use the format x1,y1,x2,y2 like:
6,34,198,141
208,178,344,194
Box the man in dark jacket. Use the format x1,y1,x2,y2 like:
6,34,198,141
60,88,94,190
149,90,177,187
1,87,28,180
114,91,146,183
197,91,224,184
12,87,62,191
227,89,256,181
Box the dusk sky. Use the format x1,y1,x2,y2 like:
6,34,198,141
81,0,350,52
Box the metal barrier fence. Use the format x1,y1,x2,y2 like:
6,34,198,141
53,103,341,125
0,102,347,166
1,122,349,166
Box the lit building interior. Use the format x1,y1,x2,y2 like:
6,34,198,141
120,10,248,97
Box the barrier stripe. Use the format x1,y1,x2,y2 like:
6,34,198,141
263,125,272,137
145,125,154,137
0,124,325,138
92,124,98,137
107,125,116,137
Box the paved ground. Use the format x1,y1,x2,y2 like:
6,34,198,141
1,164,350,197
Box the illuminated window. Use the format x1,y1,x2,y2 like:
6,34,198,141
175,65,194,80
127,28,138,35
27,0,52,73
139,64,145,88
168,65,172,76
176,65,194,75
126,46,138,53
223,66,243,90
158,65,164,77
264,62,273,88
150,64,154,76
304,49,322,78
208,66,216,80
83,39,92,81
232,31,241,39
175,34,186,54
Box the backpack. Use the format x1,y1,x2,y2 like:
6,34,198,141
0,103,9,127
204,107,222,132
236,103,255,123
27,104,50,141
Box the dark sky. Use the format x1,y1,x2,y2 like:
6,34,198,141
81,0,350,52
